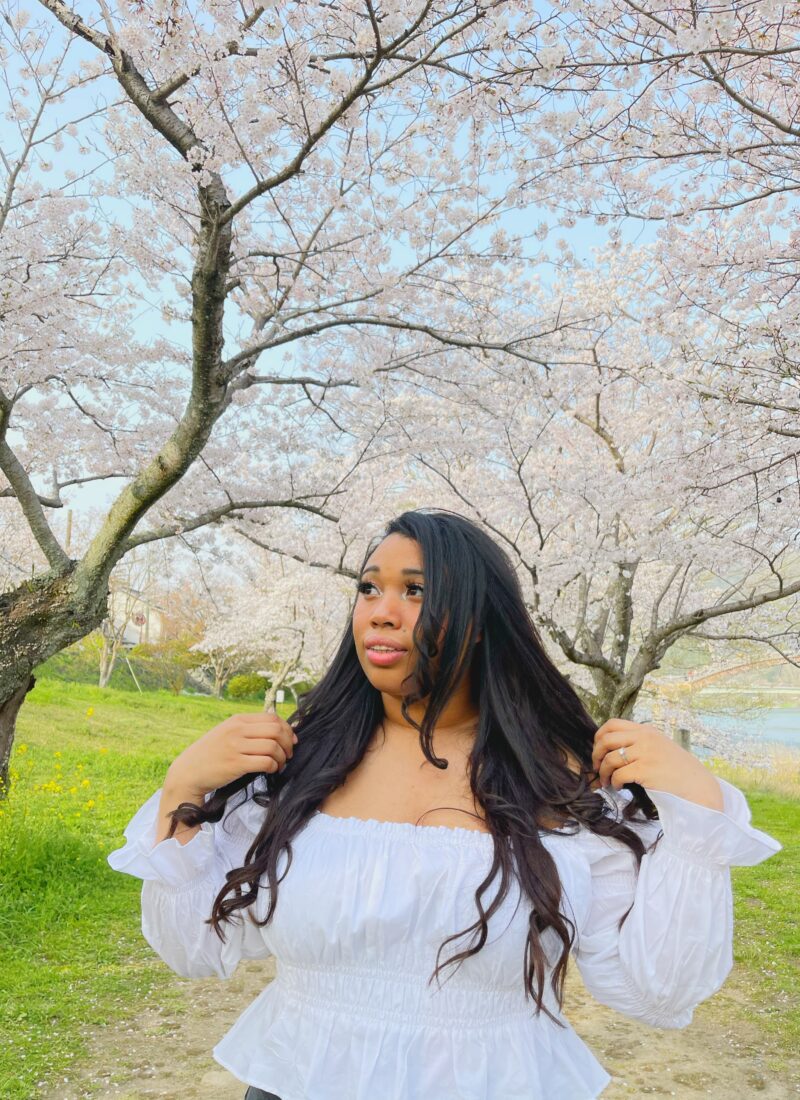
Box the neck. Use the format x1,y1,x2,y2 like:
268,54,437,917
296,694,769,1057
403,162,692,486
379,690,479,743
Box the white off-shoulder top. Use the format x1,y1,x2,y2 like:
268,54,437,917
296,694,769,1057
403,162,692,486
107,775,782,1100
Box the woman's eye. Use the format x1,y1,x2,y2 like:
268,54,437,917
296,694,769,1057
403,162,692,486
356,581,424,597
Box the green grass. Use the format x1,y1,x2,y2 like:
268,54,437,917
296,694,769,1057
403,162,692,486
0,679,286,1100
711,771,799,1056
0,680,796,1097
732,793,798,1029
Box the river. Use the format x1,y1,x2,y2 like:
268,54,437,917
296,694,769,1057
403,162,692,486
637,696,800,750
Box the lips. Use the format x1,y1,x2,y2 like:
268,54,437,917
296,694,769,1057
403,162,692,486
365,646,407,667
364,635,408,652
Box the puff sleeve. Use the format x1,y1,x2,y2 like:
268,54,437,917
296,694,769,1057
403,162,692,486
569,776,782,1029
107,778,273,980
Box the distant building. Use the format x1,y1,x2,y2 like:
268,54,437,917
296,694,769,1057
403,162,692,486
108,587,166,647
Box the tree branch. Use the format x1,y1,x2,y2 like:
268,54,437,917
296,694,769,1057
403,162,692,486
222,315,550,379
121,495,341,552
654,576,800,646
0,407,69,569
230,527,358,580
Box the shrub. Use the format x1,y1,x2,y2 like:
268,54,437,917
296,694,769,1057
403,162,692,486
226,673,267,700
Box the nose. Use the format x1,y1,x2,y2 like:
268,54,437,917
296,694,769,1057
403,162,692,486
369,590,402,626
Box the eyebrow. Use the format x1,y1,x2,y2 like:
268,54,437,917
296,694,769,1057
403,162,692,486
360,566,424,576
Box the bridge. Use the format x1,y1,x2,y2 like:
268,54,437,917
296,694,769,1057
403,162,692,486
658,652,800,692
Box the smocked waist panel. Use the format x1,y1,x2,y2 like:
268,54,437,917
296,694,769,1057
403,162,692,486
275,959,541,1030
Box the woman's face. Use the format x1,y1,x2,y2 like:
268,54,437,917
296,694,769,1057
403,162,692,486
352,533,425,695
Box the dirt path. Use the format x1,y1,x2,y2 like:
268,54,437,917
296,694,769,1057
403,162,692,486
43,957,798,1100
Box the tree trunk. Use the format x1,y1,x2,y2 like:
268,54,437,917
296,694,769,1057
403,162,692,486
0,674,35,798
263,654,299,713
0,563,111,798
99,634,118,688
264,680,279,712
566,664,650,726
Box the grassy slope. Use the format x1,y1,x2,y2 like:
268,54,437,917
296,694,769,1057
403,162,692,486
707,766,799,1059
0,681,795,1097
0,681,277,1099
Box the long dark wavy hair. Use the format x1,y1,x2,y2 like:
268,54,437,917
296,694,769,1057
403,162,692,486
167,508,661,1024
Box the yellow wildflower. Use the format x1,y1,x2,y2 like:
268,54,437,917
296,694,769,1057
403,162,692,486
99,747,108,754
86,707,95,718
18,744,28,753
54,751,62,758
69,786,78,794
81,779,90,788
85,800,95,810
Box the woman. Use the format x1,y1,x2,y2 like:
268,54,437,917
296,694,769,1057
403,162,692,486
108,508,782,1100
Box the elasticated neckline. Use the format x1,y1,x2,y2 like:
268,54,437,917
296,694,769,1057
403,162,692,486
312,810,495,843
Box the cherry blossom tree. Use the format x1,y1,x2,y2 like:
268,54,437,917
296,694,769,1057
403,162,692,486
232,250,800,724
189,639,237,700
97,592,135,688
3,0,800,798
193,549,353,709
500,1,800,507
96,543,165,687
1,0,572,793
395,254,800,720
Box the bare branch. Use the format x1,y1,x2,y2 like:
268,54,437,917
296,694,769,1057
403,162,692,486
0,394,69,569
230,526,358,579
655,577,800,647
223,315,550,379
121,494,341,552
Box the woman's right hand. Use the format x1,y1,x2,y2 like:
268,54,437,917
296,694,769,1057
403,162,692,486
166,711,299,797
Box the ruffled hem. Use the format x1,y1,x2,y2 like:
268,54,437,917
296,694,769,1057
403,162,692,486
645,777,782,867
212,978,612,1100
106,788,217,887
106,778,270,888
597,777,782,868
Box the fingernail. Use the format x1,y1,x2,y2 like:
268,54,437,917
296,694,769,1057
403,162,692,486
292,733,298,743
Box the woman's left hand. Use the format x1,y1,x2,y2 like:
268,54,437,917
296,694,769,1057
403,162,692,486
592,718,724,810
